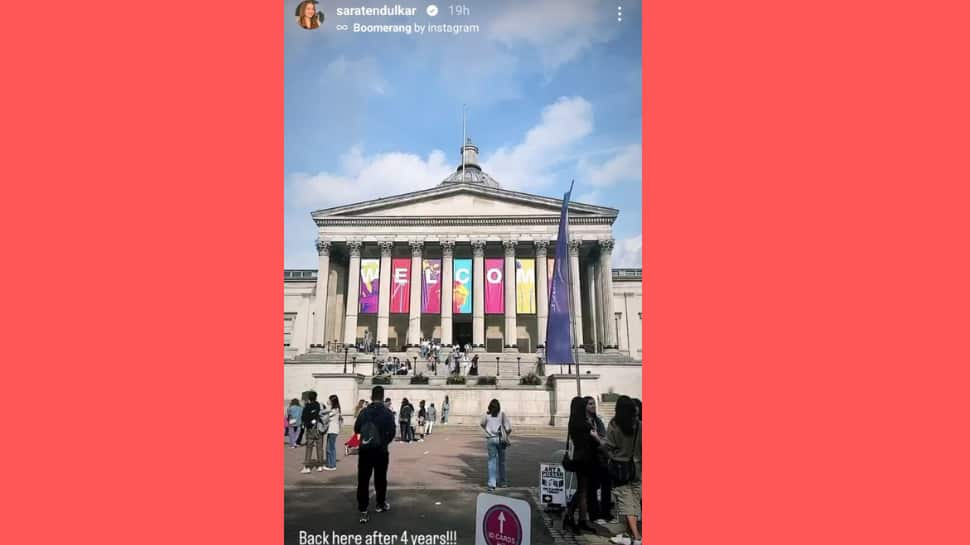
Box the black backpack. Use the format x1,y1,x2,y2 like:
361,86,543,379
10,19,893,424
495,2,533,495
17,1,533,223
358,408,384,451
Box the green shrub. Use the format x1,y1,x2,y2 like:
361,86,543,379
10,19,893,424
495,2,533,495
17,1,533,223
476,376,497,386
372,375,391,385
446,375,466,385
410,373,429,385
519,372,542,385
601,392,621,403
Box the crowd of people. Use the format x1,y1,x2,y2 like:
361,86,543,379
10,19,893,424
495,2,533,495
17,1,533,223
373,344,481,377
286,392,345,473
287,389,641,542
562,394,643,545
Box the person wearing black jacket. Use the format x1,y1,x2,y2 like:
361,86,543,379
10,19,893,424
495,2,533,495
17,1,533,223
301,391,325,473
354,385,397,524
563,396,603,535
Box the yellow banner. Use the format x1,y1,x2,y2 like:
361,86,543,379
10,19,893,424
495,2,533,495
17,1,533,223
515,258,536,313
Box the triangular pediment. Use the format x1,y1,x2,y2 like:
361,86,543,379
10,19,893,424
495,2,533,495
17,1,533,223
311,184,616,220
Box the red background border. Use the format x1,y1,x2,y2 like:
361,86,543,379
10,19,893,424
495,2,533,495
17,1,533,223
3,1,969,544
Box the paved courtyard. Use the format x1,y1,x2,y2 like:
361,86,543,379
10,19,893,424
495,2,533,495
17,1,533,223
285,426,634,544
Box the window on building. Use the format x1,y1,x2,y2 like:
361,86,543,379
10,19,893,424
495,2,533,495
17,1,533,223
284,313,297,346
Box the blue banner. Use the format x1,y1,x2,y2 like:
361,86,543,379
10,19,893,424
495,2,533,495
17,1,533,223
545,183,575,364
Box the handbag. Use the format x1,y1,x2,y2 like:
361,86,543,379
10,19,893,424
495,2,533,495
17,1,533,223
561,434,577,472
608,459,636,485
499,413,511,448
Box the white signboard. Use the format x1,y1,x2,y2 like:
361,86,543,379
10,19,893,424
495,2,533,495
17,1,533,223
539,464,566,506
539,463,576,506
475,493,531,545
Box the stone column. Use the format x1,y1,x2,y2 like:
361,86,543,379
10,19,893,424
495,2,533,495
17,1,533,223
535,241,549,348
587,260,600,353
568,239,585,351
599,239,619,352
343,241,362,350
311,240,331,347
407,241,423,347
472,240,486,351
502,240,518,352
376,241,393,353
441,240,455,346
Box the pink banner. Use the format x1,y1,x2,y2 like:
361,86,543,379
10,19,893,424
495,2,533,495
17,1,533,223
390,258,410,313
485,258,504,314
421,259,441,314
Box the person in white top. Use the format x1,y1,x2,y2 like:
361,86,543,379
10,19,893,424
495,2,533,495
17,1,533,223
480,399,512,491
324,395,343,471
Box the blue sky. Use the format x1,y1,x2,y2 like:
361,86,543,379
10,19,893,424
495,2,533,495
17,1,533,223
285,0,642,268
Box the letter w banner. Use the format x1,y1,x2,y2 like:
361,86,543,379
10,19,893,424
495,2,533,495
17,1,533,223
390,258,410,313
484,258,504,314
545,183,575,365
359,259,380,314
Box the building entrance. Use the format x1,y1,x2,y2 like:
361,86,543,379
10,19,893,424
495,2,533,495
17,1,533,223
453,321,473,350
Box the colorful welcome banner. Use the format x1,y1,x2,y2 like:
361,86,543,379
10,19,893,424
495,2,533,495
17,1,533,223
390,258,410,313
484,258,504,314
453,259,473,314
421,259,441,314
359,259,380,314
516,258,536,313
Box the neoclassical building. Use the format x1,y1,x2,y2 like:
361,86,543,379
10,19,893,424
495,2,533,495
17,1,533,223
284,140,642,364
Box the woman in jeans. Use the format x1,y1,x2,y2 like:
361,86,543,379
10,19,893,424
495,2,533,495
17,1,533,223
563,396,601,535
323,395,342,471
286,399,302,448
480,399,511,491
606,396,642,545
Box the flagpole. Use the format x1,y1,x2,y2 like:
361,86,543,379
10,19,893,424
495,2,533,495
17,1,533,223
461,104,467,182
563,180,582,396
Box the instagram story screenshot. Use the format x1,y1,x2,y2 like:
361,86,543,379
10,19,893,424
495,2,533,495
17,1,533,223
285,1,642,543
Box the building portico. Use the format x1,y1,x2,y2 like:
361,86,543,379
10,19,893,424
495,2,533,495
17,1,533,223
285,140,640,361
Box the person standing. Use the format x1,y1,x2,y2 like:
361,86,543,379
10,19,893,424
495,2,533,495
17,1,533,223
480,399,512,491
301,391,325,473
416,400,427,442
426,403,436,436
355,385,397,524
586,396,614,523
323,395,343,471
286,399,302,449
606,396,642,545
441,395,450,424
399,398,413,443
563,396,600,534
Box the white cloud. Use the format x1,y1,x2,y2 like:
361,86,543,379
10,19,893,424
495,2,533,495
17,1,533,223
323,56,388,95
484,96,593,190
287,146,452,211
487,0,619,72
575,191,601,205
612,234,643,268
579,144,642,187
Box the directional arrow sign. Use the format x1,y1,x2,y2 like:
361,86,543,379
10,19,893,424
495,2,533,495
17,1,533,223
475,493,531,545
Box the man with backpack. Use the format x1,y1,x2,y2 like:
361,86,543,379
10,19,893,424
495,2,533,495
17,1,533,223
354,385,396,524
301,391,326,473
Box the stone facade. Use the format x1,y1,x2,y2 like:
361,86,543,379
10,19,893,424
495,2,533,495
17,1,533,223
284,141,643,422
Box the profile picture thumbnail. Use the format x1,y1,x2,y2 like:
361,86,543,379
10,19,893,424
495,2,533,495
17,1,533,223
295,0,323,30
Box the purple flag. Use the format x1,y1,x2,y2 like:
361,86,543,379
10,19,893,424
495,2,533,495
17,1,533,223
545,182,575,364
